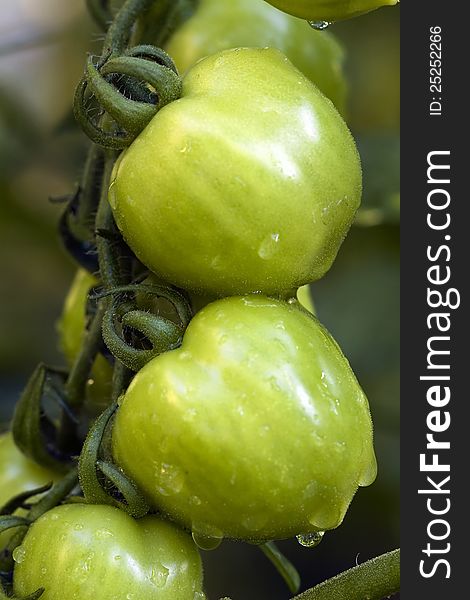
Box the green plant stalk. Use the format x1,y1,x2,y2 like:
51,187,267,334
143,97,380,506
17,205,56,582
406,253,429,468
65,301,107,408
74,144,104,238
292,549,400,600
260,542,300,594
103,0,160,56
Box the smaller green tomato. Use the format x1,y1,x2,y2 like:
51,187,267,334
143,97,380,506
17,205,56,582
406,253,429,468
0,432,59,547
165,0,347,114
57,269,112,414
112,296,376,543
264,0,398,22
13,504,205,600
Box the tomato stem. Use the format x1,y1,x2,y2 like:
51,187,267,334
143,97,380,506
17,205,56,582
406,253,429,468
86,0,113,32
65,301,107,408
259,542,301,594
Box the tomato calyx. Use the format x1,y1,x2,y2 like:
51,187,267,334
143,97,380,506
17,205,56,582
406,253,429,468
100,281,192,372
74,45,182,149
78,403,149,518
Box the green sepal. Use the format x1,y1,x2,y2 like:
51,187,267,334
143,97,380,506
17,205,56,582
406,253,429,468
0,587,44,600
78,403,149,517
0,484,53,517
0,516,30,536
11,365,74,473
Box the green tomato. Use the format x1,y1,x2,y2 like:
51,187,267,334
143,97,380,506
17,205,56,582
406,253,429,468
112,296,376,543
57,269,112,414
0,432,59,547
264,0,398,22
13,504,205,600
109,48,361,297
165,0,347,114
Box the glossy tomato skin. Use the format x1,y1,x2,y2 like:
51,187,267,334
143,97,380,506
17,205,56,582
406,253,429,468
112,296,376,542
109,48,362,298
0,432,59,547
165,0,347,114
264,0,398,22
13,504,205,600
57,269,112,414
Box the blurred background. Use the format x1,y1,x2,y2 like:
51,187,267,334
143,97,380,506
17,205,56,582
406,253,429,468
0,1,399,598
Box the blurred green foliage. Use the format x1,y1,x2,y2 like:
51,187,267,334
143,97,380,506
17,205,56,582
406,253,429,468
0,3,399,599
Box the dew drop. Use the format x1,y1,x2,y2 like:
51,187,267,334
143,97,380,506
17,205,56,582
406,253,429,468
74,523,84,531
210,255,224,271
156,463,185,496
194,592,207,600
12,546,26,564
241,513,268,532
150,564,170,588
258,233,280,260
191,524,223,551
308,20,330,30
296,531,325,548
359,450,378,487
41,567,47,575
95,528,114,539
114,555,122,561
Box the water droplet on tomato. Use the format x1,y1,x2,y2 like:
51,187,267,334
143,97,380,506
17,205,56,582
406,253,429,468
359,448,378,487
13,546,26,563
308,20,330,30
95,527,114,539
155,463,185,496
191,523,223,551
296,531,324,548
241,513,268,532
150,564,170,587
258,233,280,259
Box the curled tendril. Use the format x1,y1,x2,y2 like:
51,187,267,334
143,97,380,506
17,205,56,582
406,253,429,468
74,46,182,148
78,403,149,517
99,283,192,372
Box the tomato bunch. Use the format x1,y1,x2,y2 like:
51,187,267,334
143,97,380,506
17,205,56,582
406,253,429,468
0,0,399,597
